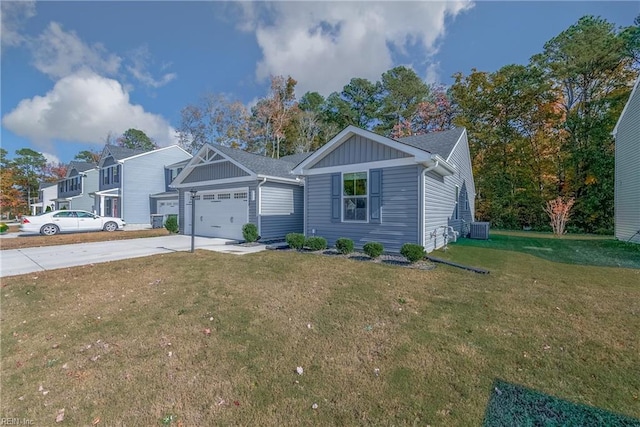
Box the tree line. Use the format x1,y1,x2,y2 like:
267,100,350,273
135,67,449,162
177,15,637,234
2,15,637,232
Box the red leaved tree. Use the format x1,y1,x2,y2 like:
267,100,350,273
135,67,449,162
544,196,575,235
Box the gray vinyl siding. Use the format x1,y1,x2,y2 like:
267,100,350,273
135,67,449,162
615,83,640,243
259,182,304,239
311,135,410,169
121,147,191,224
182,161,250,183
67,169,99,212
306,165,420,253
423,132,476,252
178,180,258,235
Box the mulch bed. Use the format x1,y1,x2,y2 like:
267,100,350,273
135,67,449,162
272,246,436,270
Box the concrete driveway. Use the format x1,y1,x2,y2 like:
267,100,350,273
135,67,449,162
0,235,266,278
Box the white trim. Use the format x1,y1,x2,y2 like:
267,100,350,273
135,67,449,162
341,170,369,223
445,128,466,163
172,176,257,189
292,125,430,174
119,145,191,162
255,174,302,185
171,144,255,187
613,76,640,136
300,157,418,176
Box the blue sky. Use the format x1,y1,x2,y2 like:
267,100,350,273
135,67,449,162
1,1,638,165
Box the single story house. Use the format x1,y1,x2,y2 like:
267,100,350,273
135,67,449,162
613,76,640,244
292,125,475,253
171,144,307,240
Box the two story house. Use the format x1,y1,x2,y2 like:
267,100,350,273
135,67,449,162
31,182,58,215
93,145,191,226
52,161,99,212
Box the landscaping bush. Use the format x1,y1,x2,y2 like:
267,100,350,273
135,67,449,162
45,206,52,213
0,222,8,234
400,243,426,263
363,241,384,259
305,236,327,251
164,215,178,233
286,233,305,250
242,223,259,242
335,237,354,254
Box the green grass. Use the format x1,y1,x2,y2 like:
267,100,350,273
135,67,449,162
453,230,640,268
1,247,639,425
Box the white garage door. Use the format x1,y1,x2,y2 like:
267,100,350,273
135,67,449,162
157,200,179,216
186,188,249,240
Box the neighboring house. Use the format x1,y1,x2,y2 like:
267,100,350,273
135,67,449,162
171,144,307,240
149,158,191,223
613,76,640,244
93,145,191,225
292,125,475,253
31,182,58,214
52,161,99,212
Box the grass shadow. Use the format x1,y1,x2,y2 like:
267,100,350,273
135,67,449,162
483,379,640,426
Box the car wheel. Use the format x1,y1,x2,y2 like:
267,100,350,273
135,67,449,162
103,221,118,232
41,224,59,236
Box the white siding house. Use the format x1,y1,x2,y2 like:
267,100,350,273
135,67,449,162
613,77,640,244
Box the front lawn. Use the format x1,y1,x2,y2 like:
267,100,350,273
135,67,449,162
453,230,640,269
1,248,638,425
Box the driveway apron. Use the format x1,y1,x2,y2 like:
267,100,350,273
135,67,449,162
0,235,265,278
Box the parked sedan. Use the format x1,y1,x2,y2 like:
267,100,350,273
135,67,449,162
20,210,126,236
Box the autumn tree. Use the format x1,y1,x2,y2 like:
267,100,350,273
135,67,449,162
74,149,101,164
249,75,298,158
43,163,68,183
177,93,250,154
533,15,638,233
118,128,157,151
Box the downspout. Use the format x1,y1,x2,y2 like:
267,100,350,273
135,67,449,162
421,160,439,250
119,161,124,221
256,177,267,236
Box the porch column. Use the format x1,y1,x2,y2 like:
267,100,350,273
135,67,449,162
100,195,105,216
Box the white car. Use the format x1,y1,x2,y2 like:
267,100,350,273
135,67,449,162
20,210,126,236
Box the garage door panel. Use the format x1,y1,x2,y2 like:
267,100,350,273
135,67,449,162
190,189,248,240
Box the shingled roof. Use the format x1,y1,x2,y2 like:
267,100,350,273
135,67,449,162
103,145,150,161
211,144,302,179
396,127,465,159
68,161,97,173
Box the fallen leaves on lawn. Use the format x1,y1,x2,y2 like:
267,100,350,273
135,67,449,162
55,408,65,423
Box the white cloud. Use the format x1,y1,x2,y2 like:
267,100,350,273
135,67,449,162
29,22,122,80
237,1,473,95
126,45,177,88
42,152,61,165
2,71,177,148
0,0,36,49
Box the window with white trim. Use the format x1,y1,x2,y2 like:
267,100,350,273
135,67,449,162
343,172,367,221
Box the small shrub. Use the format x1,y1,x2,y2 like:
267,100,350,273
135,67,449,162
164,215,178,233
0,223,8,233
305,236,327,251
286,233,306,250
45,205,52,213
242,223,259,242
335,237,354,254
400,243,426,263
363,241,384,259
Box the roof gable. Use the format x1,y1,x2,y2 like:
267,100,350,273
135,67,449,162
292,125,435,175
613,75,640,136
